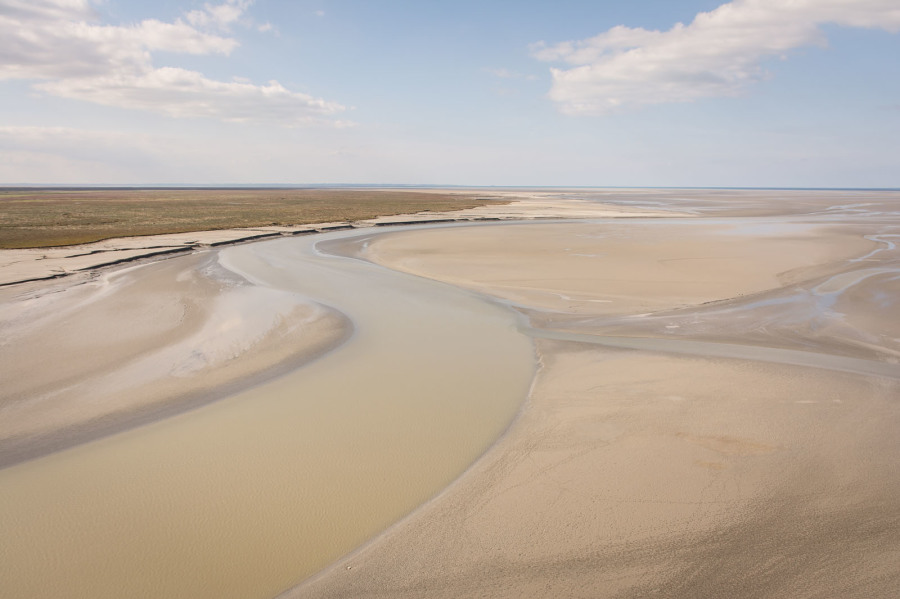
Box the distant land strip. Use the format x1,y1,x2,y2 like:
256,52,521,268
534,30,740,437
0,188,504,249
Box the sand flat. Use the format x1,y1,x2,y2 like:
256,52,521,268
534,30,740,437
295,344,900,598
362,220,876,316
291,190,900,598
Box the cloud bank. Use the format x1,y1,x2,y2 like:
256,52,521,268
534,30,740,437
532,0,900,115
0,0,345,124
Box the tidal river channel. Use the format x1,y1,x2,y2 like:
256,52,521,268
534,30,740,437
0,227,536,599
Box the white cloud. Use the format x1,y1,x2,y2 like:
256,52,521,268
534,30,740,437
0,0,94,22
533,0,900,115
36,69,344,123
185,0,252,31
0,0,346,125
134,18,239,54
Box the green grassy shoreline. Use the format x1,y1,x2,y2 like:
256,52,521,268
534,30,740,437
0,188,501,249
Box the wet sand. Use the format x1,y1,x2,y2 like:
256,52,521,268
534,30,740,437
291,191,900,598
0,251,350,467
294,347,900,598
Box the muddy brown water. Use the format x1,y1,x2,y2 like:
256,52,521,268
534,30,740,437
0,229,535,599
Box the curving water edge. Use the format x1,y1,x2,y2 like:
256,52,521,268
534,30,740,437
0,227,536,599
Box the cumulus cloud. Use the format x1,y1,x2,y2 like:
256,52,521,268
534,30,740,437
532,0,900,115
0,0,345,125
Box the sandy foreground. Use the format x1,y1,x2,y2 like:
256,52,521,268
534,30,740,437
1,189,899,598
289,191,900,598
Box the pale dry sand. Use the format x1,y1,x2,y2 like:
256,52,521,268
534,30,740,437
367,189,678,223
362,220,876,316
290,193,900,598
0,250,349,467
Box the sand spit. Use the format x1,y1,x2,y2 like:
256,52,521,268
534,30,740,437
0,224,344,287
0,250,350,468
290,190,900,598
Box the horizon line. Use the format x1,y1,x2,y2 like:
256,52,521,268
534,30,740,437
2,184,899,192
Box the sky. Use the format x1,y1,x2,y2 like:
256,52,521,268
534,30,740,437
0,0,898,187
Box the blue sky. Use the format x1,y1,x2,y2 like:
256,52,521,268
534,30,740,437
1,0,898,186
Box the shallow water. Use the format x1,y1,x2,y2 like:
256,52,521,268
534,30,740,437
525,329,900,380
0,229,535,599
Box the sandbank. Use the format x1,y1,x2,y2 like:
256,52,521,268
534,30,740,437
362,220,876,316
0,250,350,467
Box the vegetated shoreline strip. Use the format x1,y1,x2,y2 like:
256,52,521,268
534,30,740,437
0,220,510,289
0,187,507,249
